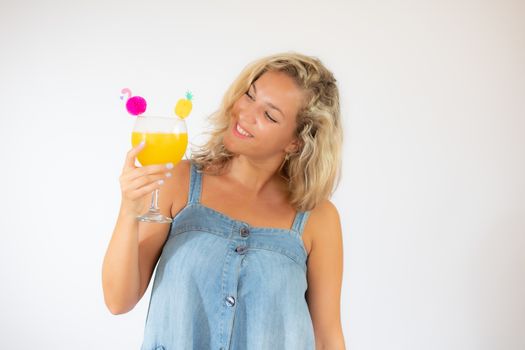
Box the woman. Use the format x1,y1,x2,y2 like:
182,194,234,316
102,52,345,349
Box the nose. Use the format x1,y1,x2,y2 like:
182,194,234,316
238,111,256,126
238,103,258,125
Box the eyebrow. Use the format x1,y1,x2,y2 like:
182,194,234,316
252,83,285,119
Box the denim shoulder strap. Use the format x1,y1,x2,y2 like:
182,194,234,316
291,210,311,236
188,161,203,204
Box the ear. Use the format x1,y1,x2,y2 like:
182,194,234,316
285,137,302,154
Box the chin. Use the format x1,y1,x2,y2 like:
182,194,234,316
223,135,252,158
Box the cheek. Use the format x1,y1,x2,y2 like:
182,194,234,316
260,127,295,150
232,98,245,113
227,105,241,129
230,102,248,125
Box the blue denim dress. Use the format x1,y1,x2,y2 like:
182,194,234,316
140,162,315,350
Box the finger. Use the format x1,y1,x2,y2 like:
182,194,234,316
123,141,146,171
127,173,168,190
121,174,165,198
129,178,166,198
121,163,173,182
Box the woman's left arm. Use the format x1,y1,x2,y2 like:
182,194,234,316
305,200,346,350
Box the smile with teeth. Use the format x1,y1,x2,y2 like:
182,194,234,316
236,123,253,137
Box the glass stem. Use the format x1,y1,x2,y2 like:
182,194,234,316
149,189,160,212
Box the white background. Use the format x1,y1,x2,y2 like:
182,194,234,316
1,0,524,349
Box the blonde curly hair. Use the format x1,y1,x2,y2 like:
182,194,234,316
191,52,343,211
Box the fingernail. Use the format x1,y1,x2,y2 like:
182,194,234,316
157,179,164,185
165,172,172,178
166,163,174,169
139,141,145,147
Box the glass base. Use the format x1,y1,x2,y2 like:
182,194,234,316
136,210,173,223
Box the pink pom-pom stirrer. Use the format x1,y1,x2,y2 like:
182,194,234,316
120,88,147,116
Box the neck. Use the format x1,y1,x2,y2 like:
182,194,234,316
224,154,287,198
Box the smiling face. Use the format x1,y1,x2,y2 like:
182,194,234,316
223,70,305,162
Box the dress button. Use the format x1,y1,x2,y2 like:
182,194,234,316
235,245,247,254
225,295,236,307
240,226,250,237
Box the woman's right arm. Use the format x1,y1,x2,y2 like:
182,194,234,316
101,142,175,315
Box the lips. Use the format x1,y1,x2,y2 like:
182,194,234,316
233,122,254,138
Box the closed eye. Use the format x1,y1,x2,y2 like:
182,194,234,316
245,91,278,123
245,91,255,101
265,112,277,123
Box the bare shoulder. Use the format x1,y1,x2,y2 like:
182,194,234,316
306,199,341,234
171,158,192,180
309,199,340,224
303,199,342,255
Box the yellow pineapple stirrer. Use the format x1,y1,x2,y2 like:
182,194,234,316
174,91,193,119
